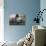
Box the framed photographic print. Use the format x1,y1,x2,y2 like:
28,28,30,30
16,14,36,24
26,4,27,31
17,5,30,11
9,14,26,25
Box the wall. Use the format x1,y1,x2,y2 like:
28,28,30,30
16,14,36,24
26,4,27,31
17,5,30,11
40,0,46,27
4,0,40,42
0,0,4,42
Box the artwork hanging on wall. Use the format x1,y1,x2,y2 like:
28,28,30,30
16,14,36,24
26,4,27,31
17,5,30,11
9,14,26,25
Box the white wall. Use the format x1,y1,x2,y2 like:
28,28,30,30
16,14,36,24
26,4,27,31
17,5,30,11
0,0,4,42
